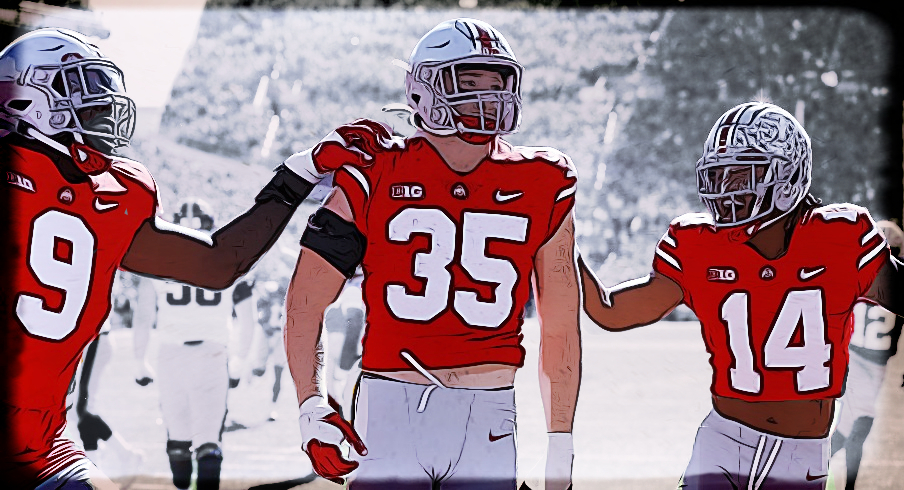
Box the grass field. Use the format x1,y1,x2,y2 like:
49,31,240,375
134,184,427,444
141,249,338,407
73,313,904,489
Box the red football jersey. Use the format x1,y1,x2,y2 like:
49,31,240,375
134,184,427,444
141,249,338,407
332,137,576,371
1,144,158,482
653,204,890,402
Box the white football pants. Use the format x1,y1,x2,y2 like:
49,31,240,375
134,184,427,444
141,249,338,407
680,409,828,490
349,374,517,490
157,341,228,445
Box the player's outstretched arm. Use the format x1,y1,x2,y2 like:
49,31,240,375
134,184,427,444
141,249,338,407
534,211,581,490
120,120,392,290
120,164,316,290
285,188,367,484
578,256,684,331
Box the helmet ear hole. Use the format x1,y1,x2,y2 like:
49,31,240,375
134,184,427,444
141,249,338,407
7,99,32,112
411,94,421,104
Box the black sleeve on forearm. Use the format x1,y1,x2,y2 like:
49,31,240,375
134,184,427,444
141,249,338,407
121,168,315,289
255,164,316,207
300,208,366,278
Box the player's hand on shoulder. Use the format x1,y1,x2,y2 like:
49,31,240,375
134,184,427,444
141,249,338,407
280,118,396,194
313,118,399,171
298,394,367,484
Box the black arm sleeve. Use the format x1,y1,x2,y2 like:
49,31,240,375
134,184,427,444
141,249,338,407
120,167,315,289
300,208,366,278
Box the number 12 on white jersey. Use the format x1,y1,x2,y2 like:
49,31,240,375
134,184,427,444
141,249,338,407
721,289,831,394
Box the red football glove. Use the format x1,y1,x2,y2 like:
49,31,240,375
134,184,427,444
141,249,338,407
313,119,399,171
282,119,398,186
298,395,367,485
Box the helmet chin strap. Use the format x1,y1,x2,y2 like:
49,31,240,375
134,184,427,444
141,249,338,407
26,127,69,156
26,126,113,175
414,115,457,136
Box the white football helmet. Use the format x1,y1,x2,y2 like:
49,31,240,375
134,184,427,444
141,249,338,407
405,18,522,139
0,28,135,155
173,198,215,231
696,102,812,228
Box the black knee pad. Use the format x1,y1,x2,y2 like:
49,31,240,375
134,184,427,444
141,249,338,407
167,440,193,489
196,442,223,490
76,412,112,450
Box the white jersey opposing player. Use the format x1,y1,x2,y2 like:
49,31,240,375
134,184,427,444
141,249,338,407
831,220,904,490
133,198,257,490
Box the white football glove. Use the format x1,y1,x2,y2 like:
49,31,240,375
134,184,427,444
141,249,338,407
298,395,367,485
545,432,574,490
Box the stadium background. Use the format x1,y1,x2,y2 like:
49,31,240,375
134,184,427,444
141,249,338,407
2,1,903,489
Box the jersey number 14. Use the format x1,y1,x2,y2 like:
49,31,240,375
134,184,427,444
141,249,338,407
721,289,831,394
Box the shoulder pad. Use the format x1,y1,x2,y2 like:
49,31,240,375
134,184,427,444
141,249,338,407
110,158,158,195
808,203,867,224
671,212,714,229
498,143,577,181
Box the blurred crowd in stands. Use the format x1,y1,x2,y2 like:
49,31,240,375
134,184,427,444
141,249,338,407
111,7,895,323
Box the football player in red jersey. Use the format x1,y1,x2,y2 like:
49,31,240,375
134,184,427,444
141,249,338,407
0,28,349,488
284,18,581,489
579,101,903,489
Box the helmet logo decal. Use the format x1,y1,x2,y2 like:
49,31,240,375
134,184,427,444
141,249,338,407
456,20,506,57
474,26,501,56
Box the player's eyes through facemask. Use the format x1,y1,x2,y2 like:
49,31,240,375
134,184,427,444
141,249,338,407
698,164,768,195
83,66,124,95
712,193,756,222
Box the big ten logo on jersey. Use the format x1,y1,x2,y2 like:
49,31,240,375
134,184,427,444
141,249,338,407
390,183,424,200
167,285,221,306
851,302,896,351
707,267,737,283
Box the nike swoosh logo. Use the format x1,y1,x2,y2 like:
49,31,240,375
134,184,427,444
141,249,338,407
799,266,826,281
488,431,512,442
494,190,523,203
805,471,827,481
94,197,119,212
